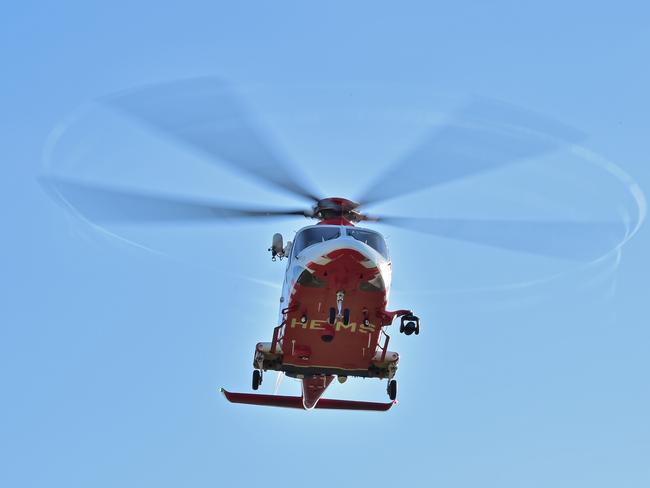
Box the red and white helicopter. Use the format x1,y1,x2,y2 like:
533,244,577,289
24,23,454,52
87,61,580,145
235,198,420,412
43,78,620,411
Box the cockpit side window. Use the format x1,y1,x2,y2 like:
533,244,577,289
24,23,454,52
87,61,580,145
346,229,389,259
292,227,341,256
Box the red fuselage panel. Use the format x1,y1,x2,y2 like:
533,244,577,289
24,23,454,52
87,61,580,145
282,248,387,372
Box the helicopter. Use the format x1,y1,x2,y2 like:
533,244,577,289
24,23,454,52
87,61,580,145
225,198,421,412
41,78,623,411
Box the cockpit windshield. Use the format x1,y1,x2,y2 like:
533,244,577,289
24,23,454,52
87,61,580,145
292,227,341,256
347,229,389,259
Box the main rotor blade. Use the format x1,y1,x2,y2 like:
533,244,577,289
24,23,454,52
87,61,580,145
41,177,311,224
357,99,585,206
374,216,625,261
102,78,321,203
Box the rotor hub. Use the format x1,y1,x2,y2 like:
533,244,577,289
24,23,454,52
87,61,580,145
313,198,363,224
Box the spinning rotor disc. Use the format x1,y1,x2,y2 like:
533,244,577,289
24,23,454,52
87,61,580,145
41,78,640,288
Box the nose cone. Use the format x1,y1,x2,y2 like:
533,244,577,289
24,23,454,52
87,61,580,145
297,238,389,293
294,236,390,290
303,236,380,265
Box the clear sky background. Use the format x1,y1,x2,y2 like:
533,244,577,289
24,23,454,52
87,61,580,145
2,2,649,487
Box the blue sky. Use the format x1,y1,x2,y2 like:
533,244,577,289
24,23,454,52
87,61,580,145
2,2,649,487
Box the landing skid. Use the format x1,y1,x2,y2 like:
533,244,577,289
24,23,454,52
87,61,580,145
221,388,395,411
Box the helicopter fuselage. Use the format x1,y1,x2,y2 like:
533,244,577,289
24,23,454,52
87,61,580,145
224,222,418,410
278,224,394,374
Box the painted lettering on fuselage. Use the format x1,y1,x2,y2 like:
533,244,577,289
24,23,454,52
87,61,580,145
290,318,376,334
336,321,356,333
309,319,327,331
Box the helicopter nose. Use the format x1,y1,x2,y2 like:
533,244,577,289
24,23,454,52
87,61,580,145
336,236,378,258
313,237,380,269
298,236,389,293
